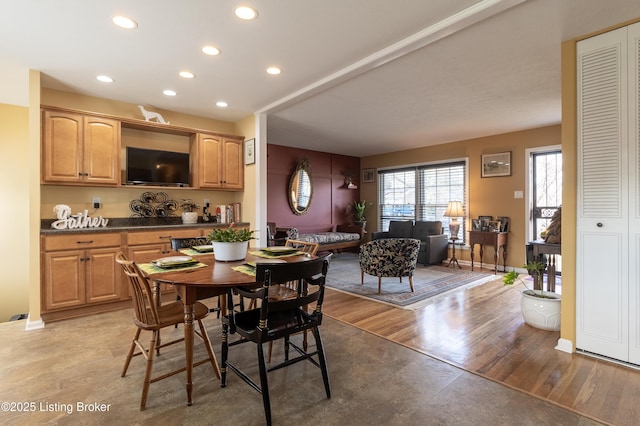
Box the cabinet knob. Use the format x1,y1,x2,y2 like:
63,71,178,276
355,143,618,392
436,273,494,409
597,222,603,227
76,240,94,244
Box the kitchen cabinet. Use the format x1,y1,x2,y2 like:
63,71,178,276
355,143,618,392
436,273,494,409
191,133,244,190
42,233,123,312
42,110,120,185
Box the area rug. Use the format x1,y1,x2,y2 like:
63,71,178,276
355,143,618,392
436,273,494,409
325,253,495,310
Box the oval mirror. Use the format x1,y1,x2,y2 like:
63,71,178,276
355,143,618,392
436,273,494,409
288,158,313,215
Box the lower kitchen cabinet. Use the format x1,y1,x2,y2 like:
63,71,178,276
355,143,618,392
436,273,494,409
41,233,123,313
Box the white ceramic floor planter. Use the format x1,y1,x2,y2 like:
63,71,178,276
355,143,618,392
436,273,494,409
212,241,249,262
520,290,561,331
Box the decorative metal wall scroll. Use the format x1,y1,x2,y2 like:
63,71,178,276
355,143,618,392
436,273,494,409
129,192,179,218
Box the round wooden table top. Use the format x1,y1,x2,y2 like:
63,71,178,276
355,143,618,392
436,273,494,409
146,252,314,288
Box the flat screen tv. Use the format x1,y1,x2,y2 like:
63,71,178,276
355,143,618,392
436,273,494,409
126,147,190,186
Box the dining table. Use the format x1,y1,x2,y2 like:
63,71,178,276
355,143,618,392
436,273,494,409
137,248,316,407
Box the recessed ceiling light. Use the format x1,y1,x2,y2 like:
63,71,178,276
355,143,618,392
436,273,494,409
202,46,221,56
112,16,138,29
96,75,114,83
163,90,177,96
201,45,221,56
234,6,258,20
216,101,228,108
266,67,282,75
179,71,195,79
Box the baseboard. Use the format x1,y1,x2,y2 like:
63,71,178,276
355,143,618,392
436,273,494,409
25,315,45,331
555,337,573,353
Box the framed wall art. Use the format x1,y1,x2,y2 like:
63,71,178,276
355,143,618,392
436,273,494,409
363,168,375,183
481,152,511,177
244,138,255,165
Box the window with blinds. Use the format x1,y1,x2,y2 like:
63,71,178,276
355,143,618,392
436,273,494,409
378,160,467,241
418,162,466,239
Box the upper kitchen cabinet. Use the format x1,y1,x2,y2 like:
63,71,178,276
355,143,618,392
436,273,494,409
191,133,244,190
42,109,120,185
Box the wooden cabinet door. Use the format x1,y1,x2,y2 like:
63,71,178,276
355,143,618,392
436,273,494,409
197,134,223,188
43,250,85,310
42,111,120,185
42,110,83,183
83,116,120,185
222,137,244,190
85,248,121,303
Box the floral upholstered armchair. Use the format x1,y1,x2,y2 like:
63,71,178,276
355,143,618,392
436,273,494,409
359,238,421,294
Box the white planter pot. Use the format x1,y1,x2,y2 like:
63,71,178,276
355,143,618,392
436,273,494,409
181,212,198,224
212,241,249,262
520,290,561,331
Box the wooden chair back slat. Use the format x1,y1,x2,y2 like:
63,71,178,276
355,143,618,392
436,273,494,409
284,239,319,256
116,251,160,327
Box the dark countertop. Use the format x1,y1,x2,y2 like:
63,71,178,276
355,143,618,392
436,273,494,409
40,217,249,235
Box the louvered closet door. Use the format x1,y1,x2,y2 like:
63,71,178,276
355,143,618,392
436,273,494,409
627,23,640,364
576,26,630,362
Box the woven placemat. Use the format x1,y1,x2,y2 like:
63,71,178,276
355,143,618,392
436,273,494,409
138,262,208,275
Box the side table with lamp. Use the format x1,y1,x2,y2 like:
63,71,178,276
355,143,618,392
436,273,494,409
444,201,464,269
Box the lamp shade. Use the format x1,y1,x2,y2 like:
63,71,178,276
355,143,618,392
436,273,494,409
444,201,464,218
444,201,463,237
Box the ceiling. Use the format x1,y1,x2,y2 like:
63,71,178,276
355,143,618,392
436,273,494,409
3,0,640,157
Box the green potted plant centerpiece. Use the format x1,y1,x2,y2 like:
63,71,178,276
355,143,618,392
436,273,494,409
503,260,561,331
350,200,367,230
180,199,199,224
207,223,255,261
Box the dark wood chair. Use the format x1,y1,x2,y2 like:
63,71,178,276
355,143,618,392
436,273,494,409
115,251,220,410
170,236,210,251
221,254,332,426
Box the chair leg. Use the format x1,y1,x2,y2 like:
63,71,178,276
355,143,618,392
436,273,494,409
257,343,272,426
284,336,290,361
197,319,221,379
361,270,365,284
409,276,414,292
122,328,141,377
221,323,229,387
140,330,158,410
378,277,382,294
312,325,331,399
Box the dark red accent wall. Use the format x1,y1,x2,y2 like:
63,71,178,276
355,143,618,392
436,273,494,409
267,144,360,234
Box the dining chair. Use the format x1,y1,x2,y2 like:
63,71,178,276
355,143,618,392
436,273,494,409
266,222,277,246
262,238,320,360
284,238,320,255
221,254,332,426
170,236,210,251
115,251,220,410
359,238,420,293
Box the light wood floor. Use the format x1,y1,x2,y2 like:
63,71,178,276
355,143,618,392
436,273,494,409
322,268,640,426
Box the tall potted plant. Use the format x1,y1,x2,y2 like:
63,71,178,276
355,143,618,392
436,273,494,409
207,223,255,261
350,200,367,230
503,260,561,331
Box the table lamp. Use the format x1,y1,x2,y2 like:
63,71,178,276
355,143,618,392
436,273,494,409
444,201,464,237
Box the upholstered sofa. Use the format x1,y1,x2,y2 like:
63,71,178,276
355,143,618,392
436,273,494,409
371,220,448,265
